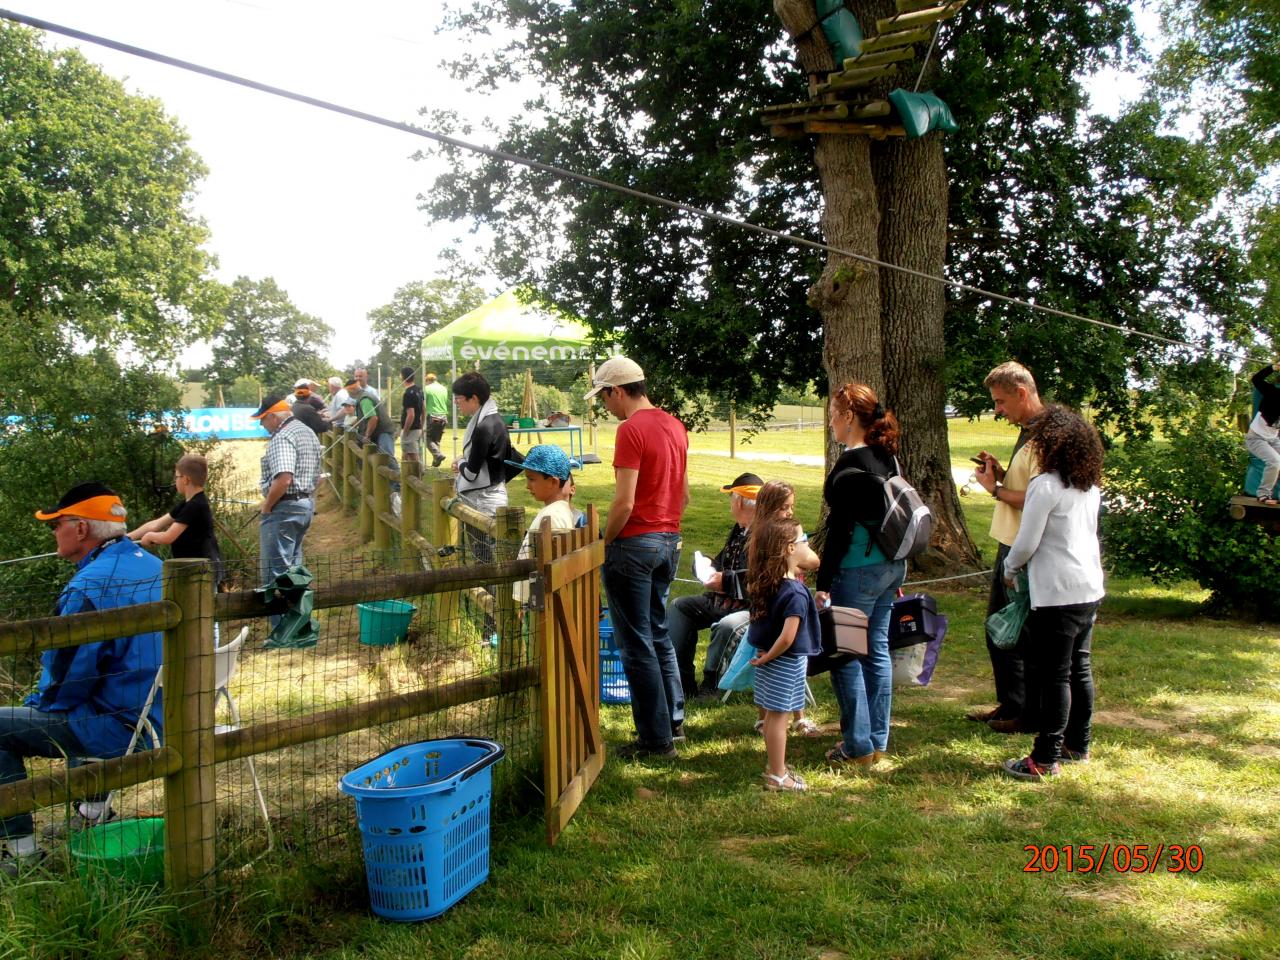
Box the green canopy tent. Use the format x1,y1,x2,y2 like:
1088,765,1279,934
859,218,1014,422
421,290,611,461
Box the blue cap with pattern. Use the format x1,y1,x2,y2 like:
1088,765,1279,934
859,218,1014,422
504,444,581,481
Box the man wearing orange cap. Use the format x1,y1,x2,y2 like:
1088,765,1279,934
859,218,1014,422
1,483,163,874
667,472,761,700
252,396,322,593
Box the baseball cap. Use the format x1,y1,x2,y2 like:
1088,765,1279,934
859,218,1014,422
504,444,581,481
293,378,310,389
583,356,645,400
720,471,763,499
35,481,126,522
251,396,291,419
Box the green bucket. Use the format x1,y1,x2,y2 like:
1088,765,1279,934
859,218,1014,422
68,817,165,885
357,599,417,645
517,417,537,428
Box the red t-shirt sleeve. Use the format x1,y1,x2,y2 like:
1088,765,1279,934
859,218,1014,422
613,420,642,470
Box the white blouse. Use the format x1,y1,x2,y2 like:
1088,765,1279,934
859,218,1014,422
1004,472,1104,609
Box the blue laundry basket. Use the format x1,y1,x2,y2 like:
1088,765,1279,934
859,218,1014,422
339,738,505,921
599,610,631,705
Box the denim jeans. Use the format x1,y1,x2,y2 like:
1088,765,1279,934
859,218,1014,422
259,498,314,586
828,559,906,757
376,431,401,492
1023,601,1098,765
668,593,740,696
603,532,683,746
0,708,101,838
984,543,1027,720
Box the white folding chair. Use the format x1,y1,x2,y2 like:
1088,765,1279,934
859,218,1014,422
107,626,273,851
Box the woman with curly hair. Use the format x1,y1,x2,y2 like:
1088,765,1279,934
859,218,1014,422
816,382,907,767
1001,404,1105,781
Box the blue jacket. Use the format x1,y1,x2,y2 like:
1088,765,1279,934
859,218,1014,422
25,538,164,757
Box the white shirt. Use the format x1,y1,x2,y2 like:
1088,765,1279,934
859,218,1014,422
1005,472,1104,609
1249,411,1278,441
328,388,349,420
514,500,577,603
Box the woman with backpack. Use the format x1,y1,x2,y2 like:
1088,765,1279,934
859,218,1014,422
815,382,907,768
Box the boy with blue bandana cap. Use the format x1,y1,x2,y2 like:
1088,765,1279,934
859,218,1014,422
505,445,583,604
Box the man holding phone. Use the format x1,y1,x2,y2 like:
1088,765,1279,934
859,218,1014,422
969,361,1045,733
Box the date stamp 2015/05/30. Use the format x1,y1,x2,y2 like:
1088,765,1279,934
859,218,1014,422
1023,844,1204,874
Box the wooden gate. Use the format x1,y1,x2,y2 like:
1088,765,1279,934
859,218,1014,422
533,505,605,845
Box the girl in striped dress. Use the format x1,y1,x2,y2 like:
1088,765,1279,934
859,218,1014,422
747,516,823,791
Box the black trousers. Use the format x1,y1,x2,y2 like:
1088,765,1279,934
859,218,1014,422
1023,600,1098,765
985,543,1027,718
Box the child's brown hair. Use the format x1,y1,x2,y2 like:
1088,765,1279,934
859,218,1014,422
175,454,208,487
747,515,801,621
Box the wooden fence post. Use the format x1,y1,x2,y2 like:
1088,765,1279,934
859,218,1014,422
494,505,525,681
342,433,357,514
371,451,393,552
360,442,375,543
162,558,217,893
432,476,461,638
400,460,422,572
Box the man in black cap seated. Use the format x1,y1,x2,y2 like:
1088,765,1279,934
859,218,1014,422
1,483,163,875
667,472,761,699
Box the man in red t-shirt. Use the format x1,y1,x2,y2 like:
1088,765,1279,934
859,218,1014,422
586,356,689,759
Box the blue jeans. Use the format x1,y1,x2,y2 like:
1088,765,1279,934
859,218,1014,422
259,498,314,585
829,560,906,757
0,707,100,838
376,431,401,492
603,533,683,746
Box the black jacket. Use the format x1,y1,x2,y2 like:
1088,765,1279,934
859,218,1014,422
817,445,896,592
706,523,749,610
1252,364,1280,427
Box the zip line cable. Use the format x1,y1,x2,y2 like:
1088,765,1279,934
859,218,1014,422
0,9,1267,368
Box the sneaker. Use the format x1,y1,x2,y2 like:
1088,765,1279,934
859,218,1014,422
41,803,116,840
432,454,446,468
1001,755,1061,781
825,744,875,767
614,739,677,760
670,722,686,743
1060,746,1091,764
390,492,402,517
752,718,765,735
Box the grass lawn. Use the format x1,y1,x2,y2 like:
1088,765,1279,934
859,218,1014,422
7,426,1277,960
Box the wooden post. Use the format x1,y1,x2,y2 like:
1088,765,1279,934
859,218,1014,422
432,476,461,638
342,433,357,514
360,442,375,543
400,459,422,572
162,558,217,893
729,403,736,460
494,505,526,685
371,451,392,552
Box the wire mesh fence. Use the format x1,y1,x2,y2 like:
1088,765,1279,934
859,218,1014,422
0,538,544,877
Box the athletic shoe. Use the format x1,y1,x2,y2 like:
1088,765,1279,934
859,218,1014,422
432,454,446,468
0,847,47,878
1001,755,1061,781
988,717,1030,734
966,705,1000,723
670,722,686,743
1060,746,1091,764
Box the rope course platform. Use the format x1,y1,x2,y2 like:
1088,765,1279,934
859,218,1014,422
763,0,968,140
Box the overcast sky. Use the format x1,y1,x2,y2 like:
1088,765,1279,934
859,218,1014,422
10,0,495,371
8,1,1151,374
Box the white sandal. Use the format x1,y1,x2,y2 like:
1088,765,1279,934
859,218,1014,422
762,769,807,792
753,718,765,734
790,717,821,737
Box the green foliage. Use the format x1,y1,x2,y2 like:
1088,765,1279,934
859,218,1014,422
204,373,265,408
203,276,333,395
367,279,486,374
424,2,1253,436
0,23,221,359
492,373,572,420
1104,422,1280,617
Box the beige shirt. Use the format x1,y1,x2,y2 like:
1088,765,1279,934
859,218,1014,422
989,440,1042,547
514,501,577,603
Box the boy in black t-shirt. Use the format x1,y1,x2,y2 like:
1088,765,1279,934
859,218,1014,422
128,454,224,588
400,366,425,463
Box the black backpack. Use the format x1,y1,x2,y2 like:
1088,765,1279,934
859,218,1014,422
501,442,525,483
834,458,933,562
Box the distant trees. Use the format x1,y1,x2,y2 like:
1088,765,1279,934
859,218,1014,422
203,276,334,397
367,279,485,374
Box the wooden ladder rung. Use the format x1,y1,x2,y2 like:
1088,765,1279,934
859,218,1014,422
857,27,934,54
842,47,916,71
877,3,963,36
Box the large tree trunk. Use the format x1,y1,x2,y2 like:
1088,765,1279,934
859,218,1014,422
874,134,981,569
776,0,978,570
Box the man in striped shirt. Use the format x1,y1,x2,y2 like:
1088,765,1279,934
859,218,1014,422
252,396,323,589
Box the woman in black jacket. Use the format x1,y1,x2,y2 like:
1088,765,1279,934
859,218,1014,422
815,382,907,767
